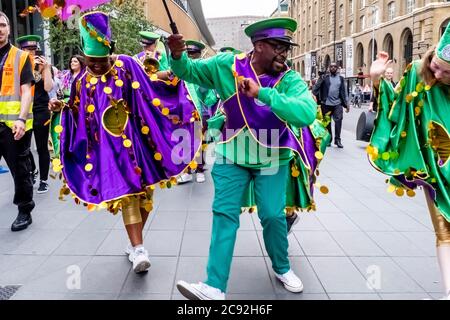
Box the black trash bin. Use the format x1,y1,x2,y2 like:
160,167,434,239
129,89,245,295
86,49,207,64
356,111,376,142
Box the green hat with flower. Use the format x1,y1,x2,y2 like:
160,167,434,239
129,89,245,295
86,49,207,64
79,11,113,57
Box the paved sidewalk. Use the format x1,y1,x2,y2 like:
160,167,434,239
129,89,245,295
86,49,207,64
0,123,443,300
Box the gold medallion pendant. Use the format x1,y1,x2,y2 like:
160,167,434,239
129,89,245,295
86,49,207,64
102,99,129,137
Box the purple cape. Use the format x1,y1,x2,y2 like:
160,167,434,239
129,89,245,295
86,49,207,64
60,55,201,205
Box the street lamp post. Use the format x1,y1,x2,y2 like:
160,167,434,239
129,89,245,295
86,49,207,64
314,34,324,72
364,4,379,99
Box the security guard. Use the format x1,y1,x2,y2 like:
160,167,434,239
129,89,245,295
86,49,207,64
0,11,35,231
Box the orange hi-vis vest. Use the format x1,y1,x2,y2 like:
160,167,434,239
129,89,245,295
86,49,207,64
0,45,33,131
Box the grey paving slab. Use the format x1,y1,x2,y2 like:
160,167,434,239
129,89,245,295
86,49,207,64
64,293,118,299
380,293,431,300
54,229,110,256
120,257,177,294
0,254,48,284
308,257,376,293
118,293,171,300
234,230,263,256
16,255,93,293
316,213,361,231
400,232,437,257
11,229,72,255
145,230,183,256
291,214,325,231
185,210,213,230
350,257,425,293
149,210,188,231
375,212,431,232
345,212,395,232
38,210,87,230
294,231,346,256
276,293,329,300
0,227,37,254
95,229,134,256
366,232,428,257
10,291,68,300
76,211,120,230
180,230,211,257
392,257,443,293
75,256,130,293
330,231,387,256
227,257,273,294
328,293,381,300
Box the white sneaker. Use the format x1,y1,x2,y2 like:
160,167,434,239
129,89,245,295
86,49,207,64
130,247,151,273
196,172,206,183
176,280,225,300
275,269,304,293
177,173,193,184
125,243,133,258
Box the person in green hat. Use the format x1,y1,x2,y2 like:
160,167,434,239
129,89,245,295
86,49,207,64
219,46,243,55
169,17,320,299
177,40,219,184
369,23,450,300
49,11,201,275
134,31,170,77
17,34,54,194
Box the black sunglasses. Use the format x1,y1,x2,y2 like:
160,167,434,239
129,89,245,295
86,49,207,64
264,40,292,54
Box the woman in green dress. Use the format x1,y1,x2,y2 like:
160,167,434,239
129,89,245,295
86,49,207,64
368,24,450,300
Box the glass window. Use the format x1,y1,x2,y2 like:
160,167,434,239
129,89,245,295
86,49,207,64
360,15,366,31
406,0,415,14
388,2,396,21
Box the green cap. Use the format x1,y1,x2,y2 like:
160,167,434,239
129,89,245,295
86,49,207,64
437,23,450,64
79,11,112,57
244,17,298,46
186,40,205,52
139,31,160,45
16,35,42,49
219,47,243,54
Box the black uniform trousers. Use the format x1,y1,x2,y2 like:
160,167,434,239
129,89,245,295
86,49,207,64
0,123,35,214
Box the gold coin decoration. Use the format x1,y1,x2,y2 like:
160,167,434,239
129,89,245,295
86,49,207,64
152,98,161,107
154,153,162,161
141,126,150,135
406,189,416,197
115,60,123,68
52,159,61,166
87,104,95,113
123,139,132,148
387,184,396,193
104,87,112,94
132,81,140,89
189,161,198,170
320,185,329,194
101,75,107,83
54,125,63,133
85,163,93,172
315,151,324,160
90,77,98,85
395,188,404,197
381,152,390,161
401,131,407,138
150,74,158,81
162,108,170,116
115,79,123,87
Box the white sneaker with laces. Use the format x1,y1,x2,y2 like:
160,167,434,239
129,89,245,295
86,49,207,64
130,247,151,273
177,173,193,184
196,172,206,183
275,269,304,293
177,280,225,300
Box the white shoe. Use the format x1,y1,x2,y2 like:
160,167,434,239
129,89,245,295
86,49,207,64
176,280,225,300
196,172,206,183
275,269,304,293
177,173,193,184
125,243,133,258
130,247,151,273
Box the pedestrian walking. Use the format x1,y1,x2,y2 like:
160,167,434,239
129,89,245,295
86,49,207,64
313,62,349,148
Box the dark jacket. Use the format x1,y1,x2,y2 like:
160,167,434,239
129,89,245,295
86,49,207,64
312,74,348,108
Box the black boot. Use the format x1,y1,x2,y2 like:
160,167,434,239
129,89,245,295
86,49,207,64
11,212,32,232
286,212,300,235
335,139,344,148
